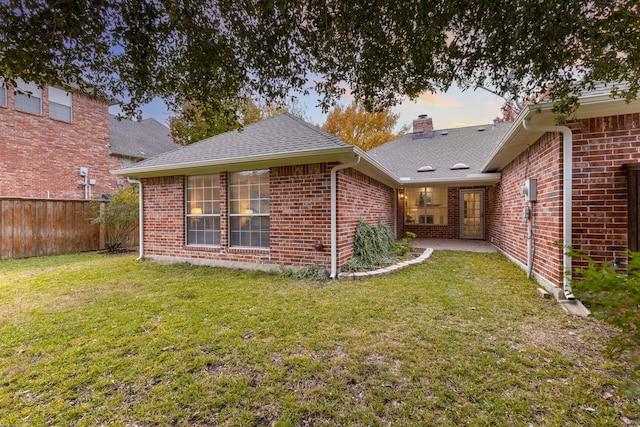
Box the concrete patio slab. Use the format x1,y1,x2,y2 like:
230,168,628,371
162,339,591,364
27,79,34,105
412,238,497,253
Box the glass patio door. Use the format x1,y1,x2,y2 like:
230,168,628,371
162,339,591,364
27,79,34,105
460,190,484,239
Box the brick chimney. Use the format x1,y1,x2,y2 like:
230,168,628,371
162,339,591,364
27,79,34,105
412,114,433,139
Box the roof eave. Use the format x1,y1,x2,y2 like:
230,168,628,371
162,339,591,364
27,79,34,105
112,146,358,178
482,94,640,172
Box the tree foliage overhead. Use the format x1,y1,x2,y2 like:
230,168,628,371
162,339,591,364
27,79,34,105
2,0,638,117
169,96,311,145
321,102,408,151
169,98,262,145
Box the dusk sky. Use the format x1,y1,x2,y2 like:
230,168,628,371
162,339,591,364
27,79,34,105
110,83,507,133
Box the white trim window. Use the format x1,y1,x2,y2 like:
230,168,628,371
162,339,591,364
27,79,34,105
14,78,41,115
48,86,72,122
229,170,269,248
404,187,448,225
0,78,6,107
186,175,221,246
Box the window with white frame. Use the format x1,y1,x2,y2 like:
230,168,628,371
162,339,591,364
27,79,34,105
48,86,72,122
404,187,448,225
14,78,41,115
0,78,6,107
229,170,269,248
186,175,221,246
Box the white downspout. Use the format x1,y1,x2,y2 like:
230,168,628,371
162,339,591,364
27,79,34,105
330,155,361,279
522,120,575,299
127,177,144,261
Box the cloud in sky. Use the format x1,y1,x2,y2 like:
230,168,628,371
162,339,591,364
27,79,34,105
416,92,460,108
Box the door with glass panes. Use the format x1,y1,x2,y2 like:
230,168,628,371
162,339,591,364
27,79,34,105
460,190,484,239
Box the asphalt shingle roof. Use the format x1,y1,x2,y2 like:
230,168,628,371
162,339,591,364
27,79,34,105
125,112,350,170
109,115,180,160
368,122,511,182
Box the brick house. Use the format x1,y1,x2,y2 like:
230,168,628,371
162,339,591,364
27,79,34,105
0,79,177,200
113,113,397,277
114,89,640,299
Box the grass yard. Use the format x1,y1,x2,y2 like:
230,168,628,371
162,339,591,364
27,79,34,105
0,251,638,426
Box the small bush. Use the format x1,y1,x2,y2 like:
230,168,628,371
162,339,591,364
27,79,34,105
342,220,398,272
394,231,417,256
91,187,139,253
571,250,640,394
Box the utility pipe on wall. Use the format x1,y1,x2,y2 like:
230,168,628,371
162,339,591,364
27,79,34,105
127,177,144,261
330,156,361,279
522,120,575,299
526,202,534,279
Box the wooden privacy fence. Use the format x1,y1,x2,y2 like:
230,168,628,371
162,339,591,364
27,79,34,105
0,198,139,260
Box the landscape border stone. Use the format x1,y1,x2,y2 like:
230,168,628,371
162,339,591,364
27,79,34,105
338,248,434,280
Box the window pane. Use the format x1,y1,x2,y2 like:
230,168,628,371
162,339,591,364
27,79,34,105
186,175,221,246
229,170,270,248
15,79,41,115
15,94,41,114
49,102,71,122
48,87,72,121
0,80,5,107
404,187,448,225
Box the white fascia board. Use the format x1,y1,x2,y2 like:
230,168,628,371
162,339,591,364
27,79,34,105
111,146,357,178
397,173,502,187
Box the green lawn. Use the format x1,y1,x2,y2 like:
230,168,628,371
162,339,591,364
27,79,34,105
0,251,637,426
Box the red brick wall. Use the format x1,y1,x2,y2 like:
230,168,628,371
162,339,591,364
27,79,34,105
142,176,186,257
571,114,640,270
270,164,332,267
0,84,116,199
487,132,564,285
336,168,396,267
141,164,395,271
487,113,640,287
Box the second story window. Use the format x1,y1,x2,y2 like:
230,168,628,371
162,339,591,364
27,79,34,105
48,86,72,122
14,78,41,115
0,78,6,107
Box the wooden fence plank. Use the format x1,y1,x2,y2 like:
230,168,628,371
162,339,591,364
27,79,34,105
1,200,14,259
13,200,24,259
23,200,34,257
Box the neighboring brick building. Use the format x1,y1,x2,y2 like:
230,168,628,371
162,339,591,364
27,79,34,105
0,79,116,199
115,90,640,302
0,80,177,200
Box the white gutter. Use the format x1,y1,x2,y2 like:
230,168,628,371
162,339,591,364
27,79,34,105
112,146,356,177
330,155,361,279
127,177,144,261
522,120,575,299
